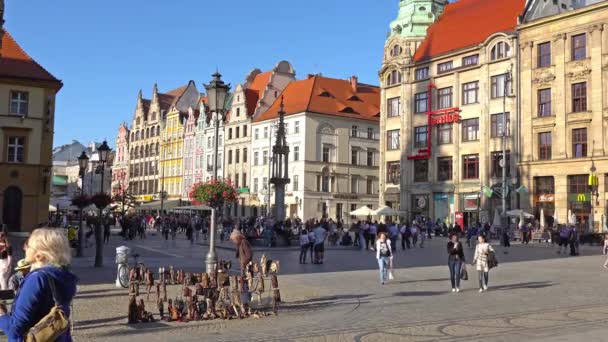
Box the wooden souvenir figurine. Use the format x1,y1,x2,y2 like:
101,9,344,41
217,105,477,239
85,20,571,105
145,269,154,300
127,295,138,324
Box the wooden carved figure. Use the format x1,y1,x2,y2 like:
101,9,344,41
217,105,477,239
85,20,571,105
169,266,175,285
229,276,244,319
157,298,164,320
260,254,268,277
270,274,281,314
145,270,154,300
253,271,265,305
129,268,139,296
127,295,138,324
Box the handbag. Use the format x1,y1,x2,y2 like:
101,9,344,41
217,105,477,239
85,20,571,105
487,250,499,269
460,263,468,280
26,272,70,342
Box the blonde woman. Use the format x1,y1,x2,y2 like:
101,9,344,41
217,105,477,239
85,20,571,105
0,232,12,290
0,228,78,341
472,234,494,293
375,232,393,285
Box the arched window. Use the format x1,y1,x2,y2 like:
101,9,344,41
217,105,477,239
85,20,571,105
139,146,144,158
386,70,402,86
156,126,160,136
145,145,149,157
146,128,150,139
2,186,22,232
491,42,510,61
156,143,160,156
390,45,402,57
130,132,134,141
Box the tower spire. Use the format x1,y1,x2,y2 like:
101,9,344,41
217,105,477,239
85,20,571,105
152,83,158,102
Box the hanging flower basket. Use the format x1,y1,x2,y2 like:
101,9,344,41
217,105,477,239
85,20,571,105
71,194,91,209
90,192,112,209
189,179,238,209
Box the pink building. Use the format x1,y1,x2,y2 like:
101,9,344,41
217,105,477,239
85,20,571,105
112,122,130,196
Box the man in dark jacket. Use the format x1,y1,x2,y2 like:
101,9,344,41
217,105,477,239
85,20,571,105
230,230,253,275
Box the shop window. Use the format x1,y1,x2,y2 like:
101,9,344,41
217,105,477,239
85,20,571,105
414,159,428,183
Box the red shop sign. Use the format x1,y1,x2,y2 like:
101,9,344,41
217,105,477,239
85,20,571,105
431,113,460,126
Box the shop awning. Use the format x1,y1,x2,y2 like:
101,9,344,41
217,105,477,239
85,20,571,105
170,205,214,212
135,200,181,211
52,175,68,186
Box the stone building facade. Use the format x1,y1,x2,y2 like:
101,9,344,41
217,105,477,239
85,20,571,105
519,0,608,231
112,122,130,196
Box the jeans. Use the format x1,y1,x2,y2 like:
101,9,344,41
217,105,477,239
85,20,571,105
378,257,389,283
478,271,489,289
299,244,308,263
448,260,462,288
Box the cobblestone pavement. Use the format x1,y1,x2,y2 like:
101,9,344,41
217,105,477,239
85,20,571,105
6,232,608,341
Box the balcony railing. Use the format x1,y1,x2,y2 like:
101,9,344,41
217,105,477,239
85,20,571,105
350,132,379,140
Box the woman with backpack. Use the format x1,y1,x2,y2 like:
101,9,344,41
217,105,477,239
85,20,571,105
375,233,393,285
472,234,495,293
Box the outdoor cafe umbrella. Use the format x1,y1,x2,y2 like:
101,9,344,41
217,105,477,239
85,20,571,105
568,210,577,226
518,210,525,228
492,208,501,228
350,206,374,216
540,208,545,230
602,214,607,233
506,209,534,219
372,206,403,216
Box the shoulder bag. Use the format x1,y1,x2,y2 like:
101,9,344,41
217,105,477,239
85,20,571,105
26,272,70,342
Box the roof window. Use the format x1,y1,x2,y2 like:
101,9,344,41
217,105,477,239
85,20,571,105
348,95,361,101
319,91,332,97
340,107,357,114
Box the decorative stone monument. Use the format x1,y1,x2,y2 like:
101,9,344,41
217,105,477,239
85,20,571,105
270,97,290,221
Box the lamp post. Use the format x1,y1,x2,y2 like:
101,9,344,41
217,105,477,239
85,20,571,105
94,140,111,268
76,151,89,258
501,66,513,231
204,71,230,274
589,163,599,233
159,117,167,215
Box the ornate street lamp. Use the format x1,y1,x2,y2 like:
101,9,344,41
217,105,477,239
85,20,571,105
76,151,89,257
589,163,599,232
95,140,111,267
203,71,231,275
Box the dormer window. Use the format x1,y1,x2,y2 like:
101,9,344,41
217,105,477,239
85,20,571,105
390,45,402,57
491,42,511,61
340,107,357,114
319,91,332,97
348,95,361,101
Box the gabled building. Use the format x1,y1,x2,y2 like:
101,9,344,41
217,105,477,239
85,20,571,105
112,122,130,196
159,81,200,200
0,17,63,231
252,74,380,221
379,0,525,226
224,61,296,218
518,0,608,230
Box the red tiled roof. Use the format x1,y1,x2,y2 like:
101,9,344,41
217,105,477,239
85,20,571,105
0,30,62,87
413,0,526,62
254,75,380,123
157,85,188,111
245,71,272,116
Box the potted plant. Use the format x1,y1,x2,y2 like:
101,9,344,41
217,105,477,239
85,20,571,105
189,179,238,209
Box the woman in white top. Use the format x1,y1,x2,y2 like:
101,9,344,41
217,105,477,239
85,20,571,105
375,233,393,285
472,234,495,292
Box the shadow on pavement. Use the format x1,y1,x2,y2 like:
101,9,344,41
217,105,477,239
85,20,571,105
490,281,556,291
393,290,445,297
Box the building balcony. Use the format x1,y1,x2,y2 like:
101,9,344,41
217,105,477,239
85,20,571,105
349,132,379,141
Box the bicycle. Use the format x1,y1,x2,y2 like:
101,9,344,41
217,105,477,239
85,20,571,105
117,253,147,289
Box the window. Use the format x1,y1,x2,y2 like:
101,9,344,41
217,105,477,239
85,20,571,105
538,132,552,160
414,160,428,182
387,129,400,150
254,128,259,140
437,87,453,109
437,123,452,145
236,108,240,117
321,175,330,192
534,176,554,196
228,128,232,140
491,42,510,60
386,162,400,184
366,178,374,194
572,128,587,158
294,121,300,134
490,112,510,138
235,173,239,188
538,89,552,117
207,136,212,148
367,127,374,139
243,125,248,137
462,81,479,105
491,151,511,178
294,146,299,161
263,150,268,165
386,70,402,86
235,149,240,163
387,97,400,117
293,175,299,191
254,151,259,166
538,42,551,68
414,92,428,113
491,74,511,98
437,157,453,181
7,136,24,163
572,82,587,113
437,61,453,73
572,33,586,61
253,178,259,193
390,45,402,57
463,154,479,179
9,91,28,116
263,127,269,138
322,144,330,162
415,67,429,81
351,177,358,193
568,174,588,193
284,123,289,135
462,118,479,142
351,148,358,165
243,148,248,163
462,54,479,66
414,126,428,148
367,151,374,167
351,125,358,137
236,127,240,138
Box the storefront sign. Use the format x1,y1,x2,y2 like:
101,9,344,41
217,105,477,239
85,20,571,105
568,193,589,202
455,212,464,230
414,195,428,210
537,194,555,202
431,113,460,126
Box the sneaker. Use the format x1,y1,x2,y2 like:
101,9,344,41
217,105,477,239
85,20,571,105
452,288,456,292
456,288,460,293
483,285,488,291
479,288,484,293
381,281,385,285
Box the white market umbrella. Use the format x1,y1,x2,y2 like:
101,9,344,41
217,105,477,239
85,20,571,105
350,206,374,216
492,208,501,227
49,204,57,212
506,209,534,219
372,206,403,216
602,214,607,233
518,210,525,228
540,209,545,230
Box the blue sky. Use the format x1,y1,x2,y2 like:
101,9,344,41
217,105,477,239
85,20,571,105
6,0,397,148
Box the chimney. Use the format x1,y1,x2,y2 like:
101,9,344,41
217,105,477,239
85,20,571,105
350,75,358,92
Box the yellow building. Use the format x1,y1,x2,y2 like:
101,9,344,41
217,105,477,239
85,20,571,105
159,81,200,200
519,0,608,231
0,28,62,232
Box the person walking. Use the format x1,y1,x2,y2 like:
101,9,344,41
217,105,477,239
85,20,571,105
472,234,494,293
447,234,465,293
603,234,608,269
230,230,253,276
400,222,411,250
299,229,310,264
362,221,371,250
410,222,419,248
307,228,316,261
0,228,78,341
368,222,377,251
388,222,399,252
313,223,327,264
0,233,12,290
375,232,393,285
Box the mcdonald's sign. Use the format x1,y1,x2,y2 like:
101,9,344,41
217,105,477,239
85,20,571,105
588,174,599,187
577,193,587,202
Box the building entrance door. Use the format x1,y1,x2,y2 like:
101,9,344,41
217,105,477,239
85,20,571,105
2,186,23,232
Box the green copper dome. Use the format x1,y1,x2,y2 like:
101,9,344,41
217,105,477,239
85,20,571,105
389,0,448,38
